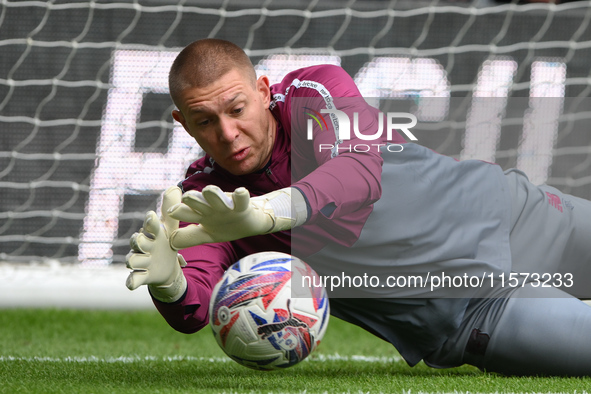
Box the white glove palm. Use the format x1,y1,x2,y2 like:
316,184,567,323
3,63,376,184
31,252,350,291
168,185,296,249
126,186,187,303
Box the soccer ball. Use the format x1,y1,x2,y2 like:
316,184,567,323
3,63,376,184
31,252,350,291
209,251,330,370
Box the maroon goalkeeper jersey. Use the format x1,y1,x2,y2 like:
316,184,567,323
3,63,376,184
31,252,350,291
153,64,405,334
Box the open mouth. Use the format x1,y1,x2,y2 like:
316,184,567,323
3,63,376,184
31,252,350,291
230,147,249,161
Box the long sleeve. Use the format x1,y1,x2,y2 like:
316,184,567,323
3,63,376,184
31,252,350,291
293,151,384,223
272,65,407,250
152,241,238,333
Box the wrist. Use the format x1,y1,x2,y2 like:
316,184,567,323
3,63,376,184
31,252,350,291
149,268,187,303
264,187,309,231
290,187,309,227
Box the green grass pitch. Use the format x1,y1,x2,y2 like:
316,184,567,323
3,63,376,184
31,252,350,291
0,308,589,393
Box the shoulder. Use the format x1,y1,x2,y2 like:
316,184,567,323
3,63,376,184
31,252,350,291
271,64,360,99
285,64,349,82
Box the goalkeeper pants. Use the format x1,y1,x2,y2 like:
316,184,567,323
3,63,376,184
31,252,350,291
425,169,591,375
424,287,591,376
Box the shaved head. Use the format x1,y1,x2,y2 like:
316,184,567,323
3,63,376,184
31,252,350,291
169,39,256,107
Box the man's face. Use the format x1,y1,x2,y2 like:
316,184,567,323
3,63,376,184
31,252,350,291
172,68,276,176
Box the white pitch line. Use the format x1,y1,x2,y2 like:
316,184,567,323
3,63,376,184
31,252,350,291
0,355,230,363
0,354,403,364
311,354,403,363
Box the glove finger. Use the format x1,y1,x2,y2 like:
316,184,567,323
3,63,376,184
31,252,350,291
125,251,152,270
142,211,161,239
161,186,182,234
182,190,214,216
167,203,204,223
177,253,187,267
129,232,143,253
232,187,251,212
132,232,154,254
129,231,153,254
126,270,150,290
202,185,235,211
169,225,217,249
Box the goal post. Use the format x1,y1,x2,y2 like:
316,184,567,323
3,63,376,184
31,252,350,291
3,0,591,305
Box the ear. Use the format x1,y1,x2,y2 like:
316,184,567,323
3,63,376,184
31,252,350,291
256,75,271,107
172,109,188,131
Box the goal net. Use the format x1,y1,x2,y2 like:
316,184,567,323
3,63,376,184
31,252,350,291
3,0,591,304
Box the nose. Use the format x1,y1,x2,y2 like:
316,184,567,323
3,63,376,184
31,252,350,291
217,116,240,143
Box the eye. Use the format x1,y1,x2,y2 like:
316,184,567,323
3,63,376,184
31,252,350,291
196,118,211,127
232,107,244,115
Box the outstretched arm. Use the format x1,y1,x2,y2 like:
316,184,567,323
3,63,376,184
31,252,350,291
168,185,309,249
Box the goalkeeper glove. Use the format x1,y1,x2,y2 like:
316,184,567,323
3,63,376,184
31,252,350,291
168,185,308,249
125,186,187,303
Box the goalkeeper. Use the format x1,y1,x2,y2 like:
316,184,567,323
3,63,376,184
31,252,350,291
126,38,591,376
